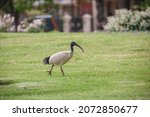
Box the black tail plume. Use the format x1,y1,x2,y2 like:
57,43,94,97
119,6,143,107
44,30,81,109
43,56,50,64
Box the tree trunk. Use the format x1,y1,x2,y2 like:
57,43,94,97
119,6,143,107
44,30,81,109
9,0,19,32
14,11,19,32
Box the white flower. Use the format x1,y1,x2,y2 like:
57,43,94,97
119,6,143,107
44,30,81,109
146,7,150,15
29,23,37,28
0,13,15,31
33,19,43,26
104,8,150,31
140,20,149,28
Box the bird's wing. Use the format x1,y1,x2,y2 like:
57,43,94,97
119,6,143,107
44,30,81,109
49,51,72,65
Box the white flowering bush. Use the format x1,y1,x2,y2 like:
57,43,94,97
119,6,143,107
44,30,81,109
0,14,14,32
0,13,45,32
27,19,45,32
18,18,45,32
104,8,150,31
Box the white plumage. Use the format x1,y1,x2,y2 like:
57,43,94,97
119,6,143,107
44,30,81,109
49,51,73,65
43,41,84,76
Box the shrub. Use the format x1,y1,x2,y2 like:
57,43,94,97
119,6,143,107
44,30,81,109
0,13,45,32
0,14,14,32
18,19,45,32
103,8,150,31
27,27,42,33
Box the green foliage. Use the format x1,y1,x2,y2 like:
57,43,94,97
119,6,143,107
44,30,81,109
0,27,7,32
0,32,150,99
27,27,42,33
140,0,150,10
0,0,36,13
13,0,36,12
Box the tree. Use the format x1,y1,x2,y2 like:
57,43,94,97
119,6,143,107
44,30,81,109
0,0,36,32
140,0,150,10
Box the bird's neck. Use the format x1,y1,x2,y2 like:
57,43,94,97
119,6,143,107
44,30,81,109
71,45,74,53
70,49,74,54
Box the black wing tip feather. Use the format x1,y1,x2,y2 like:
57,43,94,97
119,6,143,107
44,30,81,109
43,56,50,64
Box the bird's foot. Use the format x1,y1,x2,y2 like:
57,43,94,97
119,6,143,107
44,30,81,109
47,71,51,75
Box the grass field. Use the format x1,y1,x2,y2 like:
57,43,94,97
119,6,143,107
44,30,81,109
0,32,150,100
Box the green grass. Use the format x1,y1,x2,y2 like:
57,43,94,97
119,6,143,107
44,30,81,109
0,32,150,100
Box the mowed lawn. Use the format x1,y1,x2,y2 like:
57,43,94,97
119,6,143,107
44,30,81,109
0,32,150,100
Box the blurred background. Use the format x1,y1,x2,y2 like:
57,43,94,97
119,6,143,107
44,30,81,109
0,0,150,32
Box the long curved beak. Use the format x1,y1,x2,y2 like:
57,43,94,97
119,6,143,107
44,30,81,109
75,44,84,52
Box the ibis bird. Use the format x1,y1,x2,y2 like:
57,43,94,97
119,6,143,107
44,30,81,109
43,41,84,76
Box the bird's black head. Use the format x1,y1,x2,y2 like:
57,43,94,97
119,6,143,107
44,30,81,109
70,41,84,52
70,41,77,47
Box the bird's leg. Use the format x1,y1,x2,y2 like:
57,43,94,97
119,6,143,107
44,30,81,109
60,66,65,76
47,65,54,75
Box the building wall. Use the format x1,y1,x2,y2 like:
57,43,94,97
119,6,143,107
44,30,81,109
104,0,140,17
74,0,142,29
54,0,143,31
